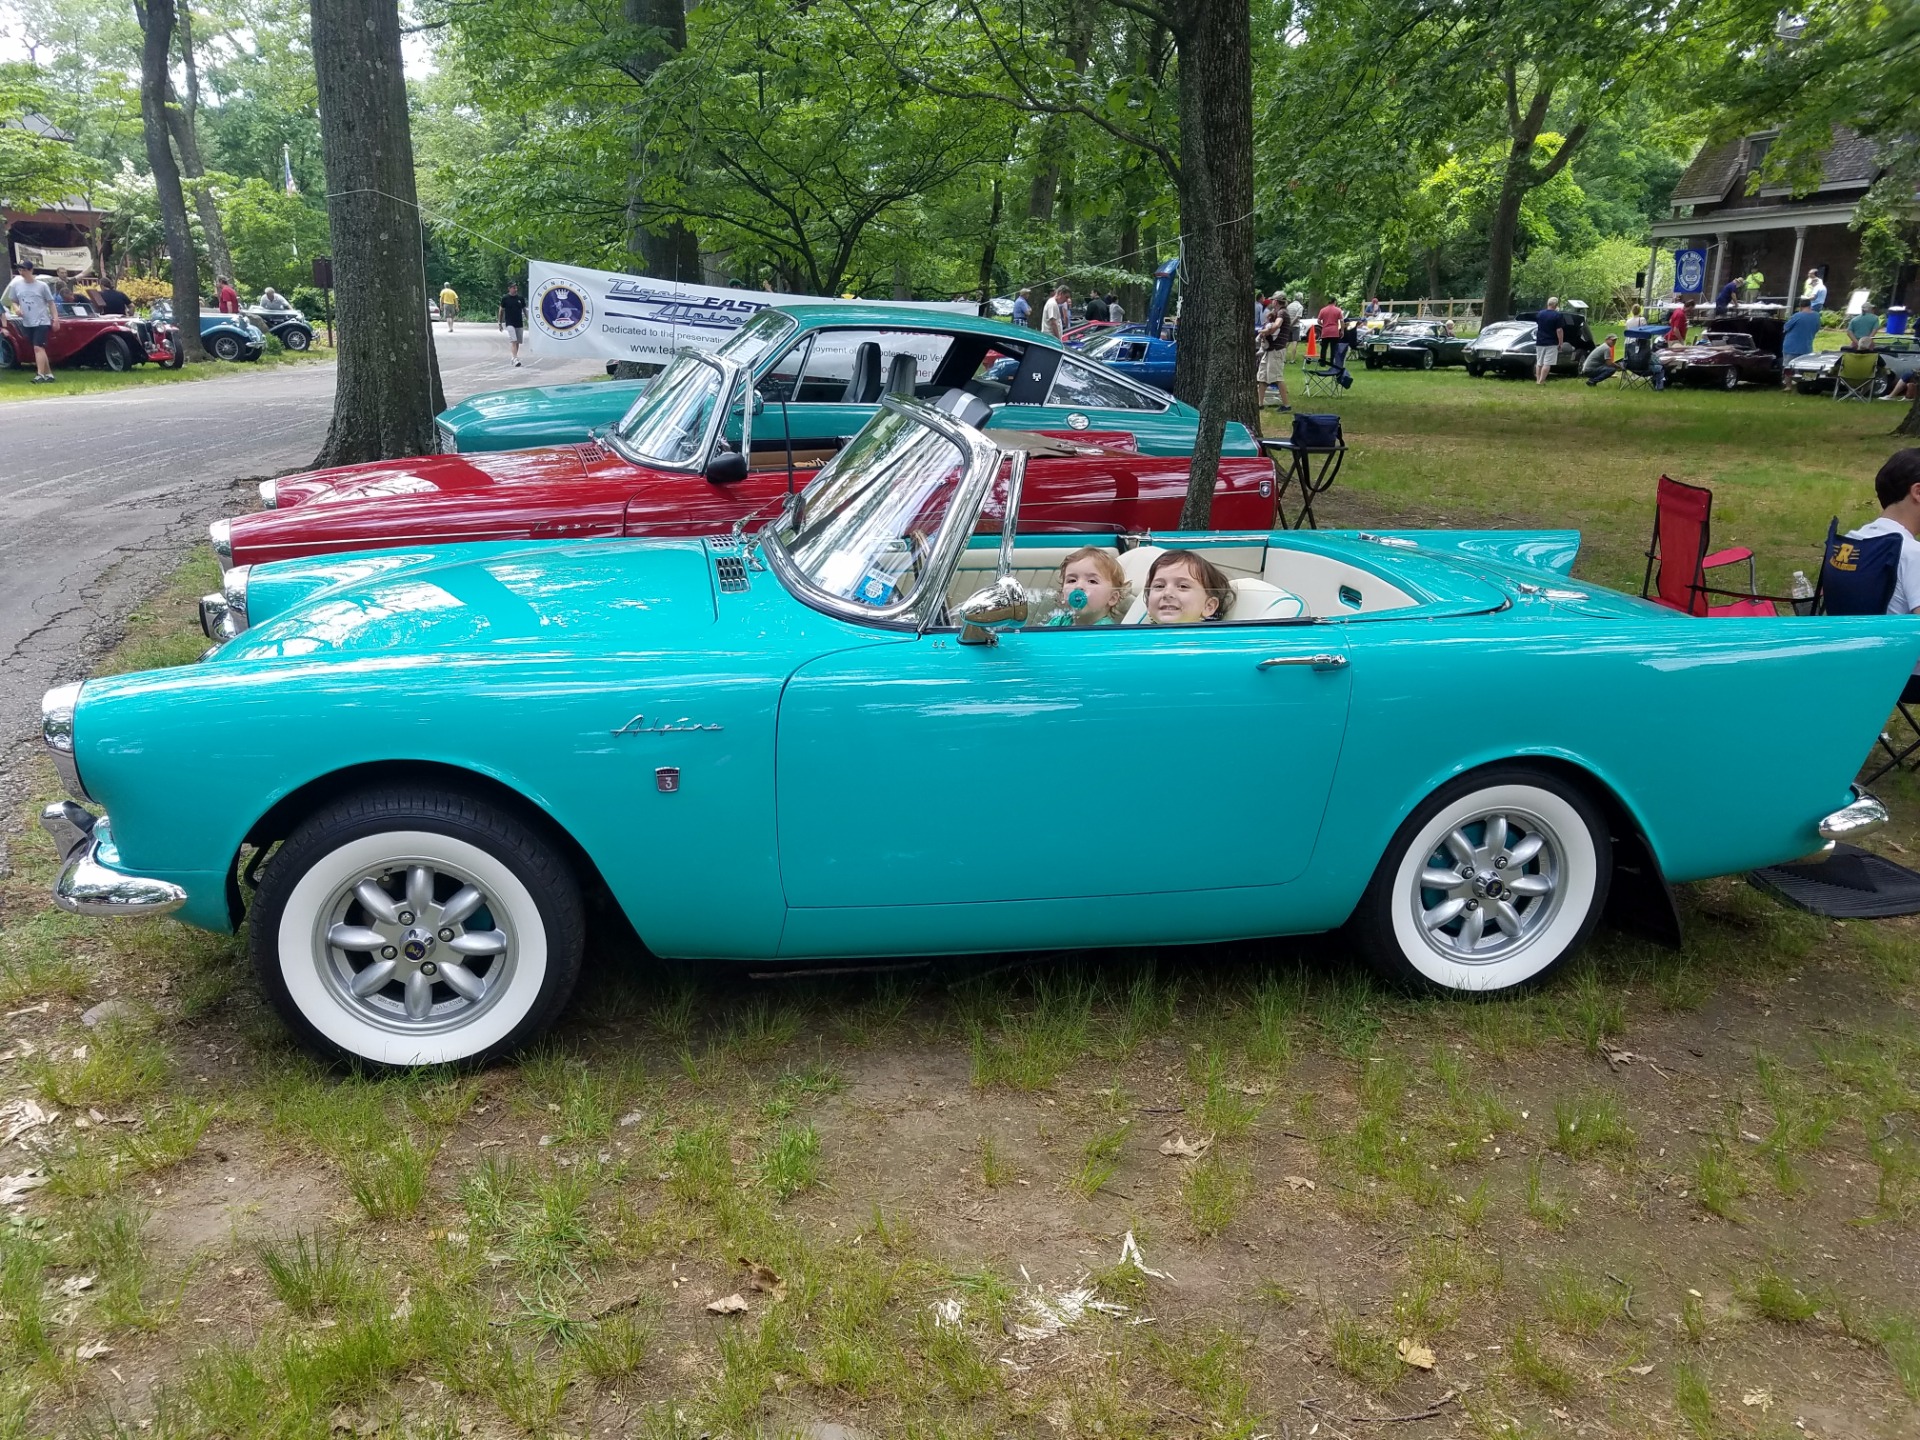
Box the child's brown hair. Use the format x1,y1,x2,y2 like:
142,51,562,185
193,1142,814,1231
1057,546,1128,619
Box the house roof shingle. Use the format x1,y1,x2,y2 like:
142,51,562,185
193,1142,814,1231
1673,139,1743,205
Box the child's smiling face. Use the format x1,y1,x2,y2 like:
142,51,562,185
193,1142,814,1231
1146,560,1220,624
1060,557,1118,622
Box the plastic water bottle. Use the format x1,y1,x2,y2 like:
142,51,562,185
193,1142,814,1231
1790,570,1814,616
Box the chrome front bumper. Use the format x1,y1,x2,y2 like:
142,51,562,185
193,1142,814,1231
1818,786,1889,844
40,802,186,918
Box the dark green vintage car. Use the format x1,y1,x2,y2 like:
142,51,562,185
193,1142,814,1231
1363,319,1471,371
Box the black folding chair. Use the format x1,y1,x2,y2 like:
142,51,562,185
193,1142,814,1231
1259,413,1345,530
1814,517,1920,782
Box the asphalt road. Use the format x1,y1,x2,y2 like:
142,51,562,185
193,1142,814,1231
0,324,598,867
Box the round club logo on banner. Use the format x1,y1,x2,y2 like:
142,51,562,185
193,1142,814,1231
1673,248,1707,296
532,278,592,341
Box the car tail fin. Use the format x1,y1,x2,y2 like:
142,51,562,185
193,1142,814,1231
1368,530,1581,576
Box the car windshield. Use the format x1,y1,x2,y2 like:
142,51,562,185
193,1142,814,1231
716,308,795,372
1701,333,1752,348
1082,333,1135,362
609,353,729,467
765,406,979,619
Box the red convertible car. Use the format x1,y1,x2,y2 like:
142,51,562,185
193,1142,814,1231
1,300,183,373
209,350,1278,582
1656,321,1783,390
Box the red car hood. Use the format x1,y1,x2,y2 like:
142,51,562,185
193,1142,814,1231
271,443,599,507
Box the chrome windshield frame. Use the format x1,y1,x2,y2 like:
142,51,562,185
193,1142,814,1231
761,394,1003,632
605,349,751,474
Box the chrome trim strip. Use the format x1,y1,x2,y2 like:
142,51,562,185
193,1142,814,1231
41,682,91,803
40,805,187,918
1818,786,1889,842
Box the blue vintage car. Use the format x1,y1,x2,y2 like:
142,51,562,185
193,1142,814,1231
1077,328,1178,390
38,397,1912,1066
433,301,1255,458
149,301,268,361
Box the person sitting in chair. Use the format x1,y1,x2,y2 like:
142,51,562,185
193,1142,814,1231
1850,449,1920,618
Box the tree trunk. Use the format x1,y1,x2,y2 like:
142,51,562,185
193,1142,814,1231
310,0,445,466
977,176,1002,303
1482,164,1527,325
1172,0,1256,528
134,0,205,362
622,0,701,280
1897,392,1920,438
170,6,234,287
1027,130,1064,223
1481,73,1589,324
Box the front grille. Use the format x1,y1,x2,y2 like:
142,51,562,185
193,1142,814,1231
713,555,749,593
435,422,457,454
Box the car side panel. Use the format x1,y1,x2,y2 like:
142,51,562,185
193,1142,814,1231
1294,605,1920,927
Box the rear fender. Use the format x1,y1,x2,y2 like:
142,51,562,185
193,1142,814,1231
1371,530,1581,577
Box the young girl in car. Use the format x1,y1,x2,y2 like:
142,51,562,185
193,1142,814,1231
1044,546,1128,626
1143,550,1233,624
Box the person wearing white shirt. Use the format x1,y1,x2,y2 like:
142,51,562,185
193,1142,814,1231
2,261,60,382
1803,270,1828,310
1041,285,1070,340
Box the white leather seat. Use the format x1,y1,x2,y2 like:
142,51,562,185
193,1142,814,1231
1116,544,1164,597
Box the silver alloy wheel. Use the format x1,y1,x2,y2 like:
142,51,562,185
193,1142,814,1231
313,859,517,1035
1407,807,1566,965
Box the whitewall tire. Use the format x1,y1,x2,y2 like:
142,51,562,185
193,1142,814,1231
250,790,584,1067
1352,770,1610,994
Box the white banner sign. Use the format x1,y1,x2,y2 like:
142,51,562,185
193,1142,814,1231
16,244,94,275
522,260,973,364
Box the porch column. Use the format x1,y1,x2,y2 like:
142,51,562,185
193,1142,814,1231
1646,242,1661,306
1787,225,1809,307
1707,230,1729,302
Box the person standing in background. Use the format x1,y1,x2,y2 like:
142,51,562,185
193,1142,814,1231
217,276,239,314
1011,288,1032,328
1316,296,1345,369
498,282,528,366
1848,301,1881,350
1104,292,1123,325
1041,284,1070,340
1533,295,1566,385
1286,293,1305,360
1713,274,1740,317
1666,296,1689,344
3,260,60,382
1804,270,1828,311
439,282,459,332
93,276,132,315
1084,291,1109,323
1780,299,1821,390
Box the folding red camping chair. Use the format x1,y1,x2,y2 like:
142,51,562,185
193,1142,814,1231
1641,475,1785,617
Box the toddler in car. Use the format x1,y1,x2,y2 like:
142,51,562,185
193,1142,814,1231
1143,550,1233,624
1045,546,1128,626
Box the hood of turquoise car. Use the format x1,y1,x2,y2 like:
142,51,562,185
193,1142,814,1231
219,538,719,660
437,379,645,446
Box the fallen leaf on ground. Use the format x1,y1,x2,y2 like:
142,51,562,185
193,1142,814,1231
58,1275,95,1298
1284,1175,1316,1192
0,1099,55,1148
1743,1390,1773,1412
1158,1134,1212,1159
1627,1363,1655,1376
706,1293,749,1315
739,1260,786,1299
1397,1338,1435,1370
74,1340,111,1360
0,1171,48,1205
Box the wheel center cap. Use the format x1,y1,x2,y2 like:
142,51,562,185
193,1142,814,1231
402,928,434,962
1475,875,1506,901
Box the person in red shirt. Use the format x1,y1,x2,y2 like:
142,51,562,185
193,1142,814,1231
1317,299,1346,369
217,277,239,314
1665,296,1688,344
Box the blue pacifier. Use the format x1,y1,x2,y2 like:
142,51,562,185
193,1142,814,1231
1067,588,1089,611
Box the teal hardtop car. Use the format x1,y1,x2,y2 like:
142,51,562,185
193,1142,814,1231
40,397,1911,1066
435,301,1260,459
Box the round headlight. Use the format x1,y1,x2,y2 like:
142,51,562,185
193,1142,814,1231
210,518,233,575
258,479,280,510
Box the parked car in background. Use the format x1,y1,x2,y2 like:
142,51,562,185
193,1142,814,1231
150,301,268,362
0,300,182,372
206,353,1278,589
242,303,315,351
1363,319,1471,371
1785,336,1920,396
1657,323,1784,390
1464,306,1595,378
1075,328,1178,390
42,392,1914,1066
434,302,1258,458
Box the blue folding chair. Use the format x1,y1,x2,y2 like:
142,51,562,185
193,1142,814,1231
1816,518,1920,781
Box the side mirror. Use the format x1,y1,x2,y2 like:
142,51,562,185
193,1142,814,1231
706,450,750,484
954,576,1029,646
750,388,766,417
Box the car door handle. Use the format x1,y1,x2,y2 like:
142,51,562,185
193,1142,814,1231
1257,654,1347,671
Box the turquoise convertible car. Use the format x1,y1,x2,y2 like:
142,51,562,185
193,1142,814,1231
434,302,1261,459
39,397,1911,1066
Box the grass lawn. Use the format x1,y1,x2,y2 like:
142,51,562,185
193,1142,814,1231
1270,365,1916,597
0,343,333,402
3,389,1920,1439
